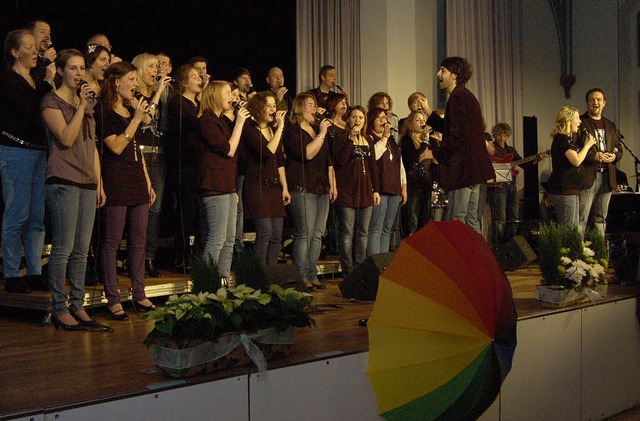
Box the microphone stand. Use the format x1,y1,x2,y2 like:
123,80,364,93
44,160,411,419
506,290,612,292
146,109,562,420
617,135,640,192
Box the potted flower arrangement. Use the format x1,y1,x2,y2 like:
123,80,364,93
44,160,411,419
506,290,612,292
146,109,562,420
142,253,314,378
536,224,609,307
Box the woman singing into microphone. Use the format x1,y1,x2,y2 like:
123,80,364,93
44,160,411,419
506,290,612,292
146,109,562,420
284,93,336,290
198,80,249,285
130,53,171,277
96,62,157,320
334,106,380,277
84,45,110,96
366,107,406,255
242,91,290,267
41,49,106,330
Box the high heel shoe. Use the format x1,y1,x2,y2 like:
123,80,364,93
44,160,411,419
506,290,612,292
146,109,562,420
51,314,89,331
106,306,129,321
134,301,156,313
71,311,113,331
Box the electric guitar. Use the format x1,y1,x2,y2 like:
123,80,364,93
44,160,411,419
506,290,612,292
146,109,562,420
490,149,549,176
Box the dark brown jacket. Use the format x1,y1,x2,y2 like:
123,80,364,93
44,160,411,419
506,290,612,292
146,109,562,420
428,85,495,192
577,112,622,190
198,110,237,196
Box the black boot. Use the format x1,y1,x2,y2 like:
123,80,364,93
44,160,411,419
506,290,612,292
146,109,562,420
4,277,32,294
26,274,49,291
145,259,162,278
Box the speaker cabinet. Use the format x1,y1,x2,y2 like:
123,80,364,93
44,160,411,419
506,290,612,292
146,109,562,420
493,235,537,271
339,252,395,300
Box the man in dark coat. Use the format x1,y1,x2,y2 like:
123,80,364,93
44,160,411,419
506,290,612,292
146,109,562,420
422,57,495,233
577,88,623,237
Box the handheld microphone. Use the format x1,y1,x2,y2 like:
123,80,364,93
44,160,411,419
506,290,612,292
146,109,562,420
335,83,344,91
134,90,153,117
155,73,175,82
247,83,255,94
78,80,97,99
42,40,54,66
232,101,258,125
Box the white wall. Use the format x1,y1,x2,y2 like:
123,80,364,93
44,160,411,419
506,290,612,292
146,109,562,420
360,0,439,116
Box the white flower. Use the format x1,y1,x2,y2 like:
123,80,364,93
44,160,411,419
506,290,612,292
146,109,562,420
560,256,572,265
583,247,595,258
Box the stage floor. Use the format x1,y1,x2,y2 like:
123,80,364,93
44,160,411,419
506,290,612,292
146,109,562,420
0,265,637,420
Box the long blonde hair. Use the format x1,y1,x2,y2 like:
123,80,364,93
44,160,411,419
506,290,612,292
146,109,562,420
131,53,158,91
551,106,579,137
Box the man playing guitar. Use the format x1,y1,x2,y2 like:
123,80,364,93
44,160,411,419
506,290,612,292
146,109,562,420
488,123,547,244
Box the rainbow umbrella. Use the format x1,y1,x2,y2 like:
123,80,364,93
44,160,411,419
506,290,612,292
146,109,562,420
367,220,517,420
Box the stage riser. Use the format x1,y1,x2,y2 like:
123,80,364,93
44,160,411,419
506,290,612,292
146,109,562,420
11,298,639,421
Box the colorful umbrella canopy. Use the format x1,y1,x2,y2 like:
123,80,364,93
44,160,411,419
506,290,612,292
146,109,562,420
367,220,517,420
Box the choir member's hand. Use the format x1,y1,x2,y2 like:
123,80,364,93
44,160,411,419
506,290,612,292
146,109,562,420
601,152,615,163
276,86,288,102
45,62,56,85
317,107,327,117
282,189,291,205
43,47,57,64
373,192,381,206
319,119,332,138
148,186,157,205
155,75,172,94
383,122,392,138
330,184,338,203
421,97,432,116
79,82,95,106
110,55,122,64
584,134,596,150
97,185,106,208
202,74,211,88
133,98,149,123
338,85,348,97
236,108,250,126
401,185,408,206
274,110,287,127
349,126,360,138
422,149,434,160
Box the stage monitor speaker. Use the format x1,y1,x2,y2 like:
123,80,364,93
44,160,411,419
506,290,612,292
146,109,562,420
264,264,306,290
339,252,395,301
493,235,537,271
606,193,640,233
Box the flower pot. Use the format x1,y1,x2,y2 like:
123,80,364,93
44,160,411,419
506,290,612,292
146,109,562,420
149,327,294,379
536,283,608,308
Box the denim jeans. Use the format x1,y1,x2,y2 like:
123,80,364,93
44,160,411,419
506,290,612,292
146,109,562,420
254,217,284,267
202,193,237,278
401,186,431,238
143,152,166,260
368,194,401,255
46,184,96,316
99,204,149,306
549,193,579,227
0,145,46,277
446,184,482,234
234,175,245,252
337,206,372,277
579,172,612,238
487,183,519,243
289,191,330,282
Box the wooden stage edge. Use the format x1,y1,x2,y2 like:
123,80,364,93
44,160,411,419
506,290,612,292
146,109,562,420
0,264,637,419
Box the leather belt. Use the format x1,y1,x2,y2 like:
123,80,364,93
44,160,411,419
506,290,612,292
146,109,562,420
140,145,163,154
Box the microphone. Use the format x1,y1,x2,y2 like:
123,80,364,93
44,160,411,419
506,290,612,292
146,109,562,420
247,83,255,94
42,40,54,66
335,83,344,91
232,101,258,125
78,80,97,99
155,74,175,82
134,90,153,117
619,131,625,140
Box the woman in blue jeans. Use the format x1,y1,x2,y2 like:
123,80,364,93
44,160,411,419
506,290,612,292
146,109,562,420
284,93,336,290
198,81,249,286
334,106,380,277
366,108,406,256
0,29,53,293
42,49,106,330
543,106,595,226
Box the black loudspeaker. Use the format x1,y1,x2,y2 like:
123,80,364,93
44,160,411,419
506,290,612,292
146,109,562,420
606,193,640,233
523,116,540,219
493,235,537,271
264,264,306,290
339,252,395,300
